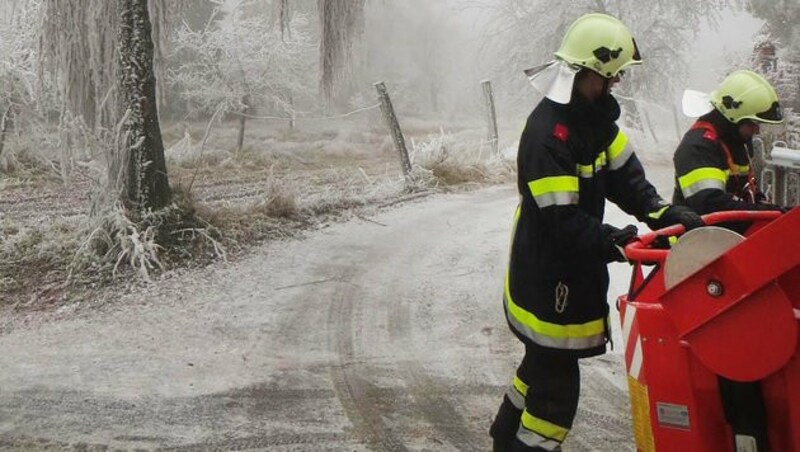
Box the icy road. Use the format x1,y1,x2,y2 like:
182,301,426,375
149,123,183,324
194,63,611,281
0,176,672,450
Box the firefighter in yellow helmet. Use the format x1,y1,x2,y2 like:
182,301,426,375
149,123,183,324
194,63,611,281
674,70,785,214
489,13,704,451
672,70,786,452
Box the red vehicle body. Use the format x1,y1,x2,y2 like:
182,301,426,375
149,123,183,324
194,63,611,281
618,209,800,451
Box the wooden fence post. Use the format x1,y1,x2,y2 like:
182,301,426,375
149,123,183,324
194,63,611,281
374,81,412,182
481,80,499,153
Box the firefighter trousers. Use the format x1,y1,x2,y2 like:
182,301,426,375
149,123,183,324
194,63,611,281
490,344,580,451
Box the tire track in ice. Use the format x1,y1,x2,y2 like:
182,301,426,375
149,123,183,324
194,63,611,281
328,266,407,451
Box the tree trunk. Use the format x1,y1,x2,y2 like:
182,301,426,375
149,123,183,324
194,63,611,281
42,0,97,129
0,105,14,160
317,0,365,109
148,0,168,114
280,0,290,42
118,0,171,211
236,95,250,154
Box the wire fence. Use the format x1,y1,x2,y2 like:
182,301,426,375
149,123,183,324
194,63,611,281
230,103,381,122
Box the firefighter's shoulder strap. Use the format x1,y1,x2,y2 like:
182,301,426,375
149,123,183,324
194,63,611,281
690,121,740,175
690,120,758,202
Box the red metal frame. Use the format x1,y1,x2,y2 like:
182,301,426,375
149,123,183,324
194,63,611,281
618,209,800,452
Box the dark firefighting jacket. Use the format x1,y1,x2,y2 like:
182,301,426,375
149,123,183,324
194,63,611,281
672,110,777,214
505,94,668,358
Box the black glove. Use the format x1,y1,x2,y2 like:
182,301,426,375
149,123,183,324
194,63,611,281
651,235,675,250
601,224,638,263
650,205,704,231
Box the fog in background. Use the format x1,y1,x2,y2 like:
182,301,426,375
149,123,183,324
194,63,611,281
434,2,761,114
351,0,792,157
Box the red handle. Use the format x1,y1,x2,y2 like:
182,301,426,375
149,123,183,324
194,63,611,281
624,210,782,263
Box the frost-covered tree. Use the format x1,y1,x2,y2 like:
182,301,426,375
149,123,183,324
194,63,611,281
746,0,800,112
473,0,727,128
317,0,365,108
746,0,800,55
38,0,125,136
149,0,195,114
279,0,290,41
39,0,192,131
168,0,314,151
118,0,170,210
749,35,800,114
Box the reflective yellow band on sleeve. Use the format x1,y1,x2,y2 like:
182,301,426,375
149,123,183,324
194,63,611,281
527,176,579,208
678,167,727,198
607,130,632,170
577,164,593,178
577,153,608,178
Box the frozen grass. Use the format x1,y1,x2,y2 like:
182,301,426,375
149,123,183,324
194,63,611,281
0,148,53,177
71,202,166,282
410,128,515,189
0,218,80,306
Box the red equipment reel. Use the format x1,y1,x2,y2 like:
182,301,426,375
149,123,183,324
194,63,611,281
626,210,796,382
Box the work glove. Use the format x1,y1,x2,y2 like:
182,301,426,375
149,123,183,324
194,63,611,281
601,224,638,263
651,235,677,250
649,205,704,231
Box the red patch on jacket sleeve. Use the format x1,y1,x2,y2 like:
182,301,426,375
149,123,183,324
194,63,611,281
553,123,569,142
702,129,717,142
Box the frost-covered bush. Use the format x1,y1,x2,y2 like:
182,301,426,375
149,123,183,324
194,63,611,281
168,0,315,119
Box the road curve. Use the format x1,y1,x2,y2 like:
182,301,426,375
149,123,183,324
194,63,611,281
0,185,634,451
